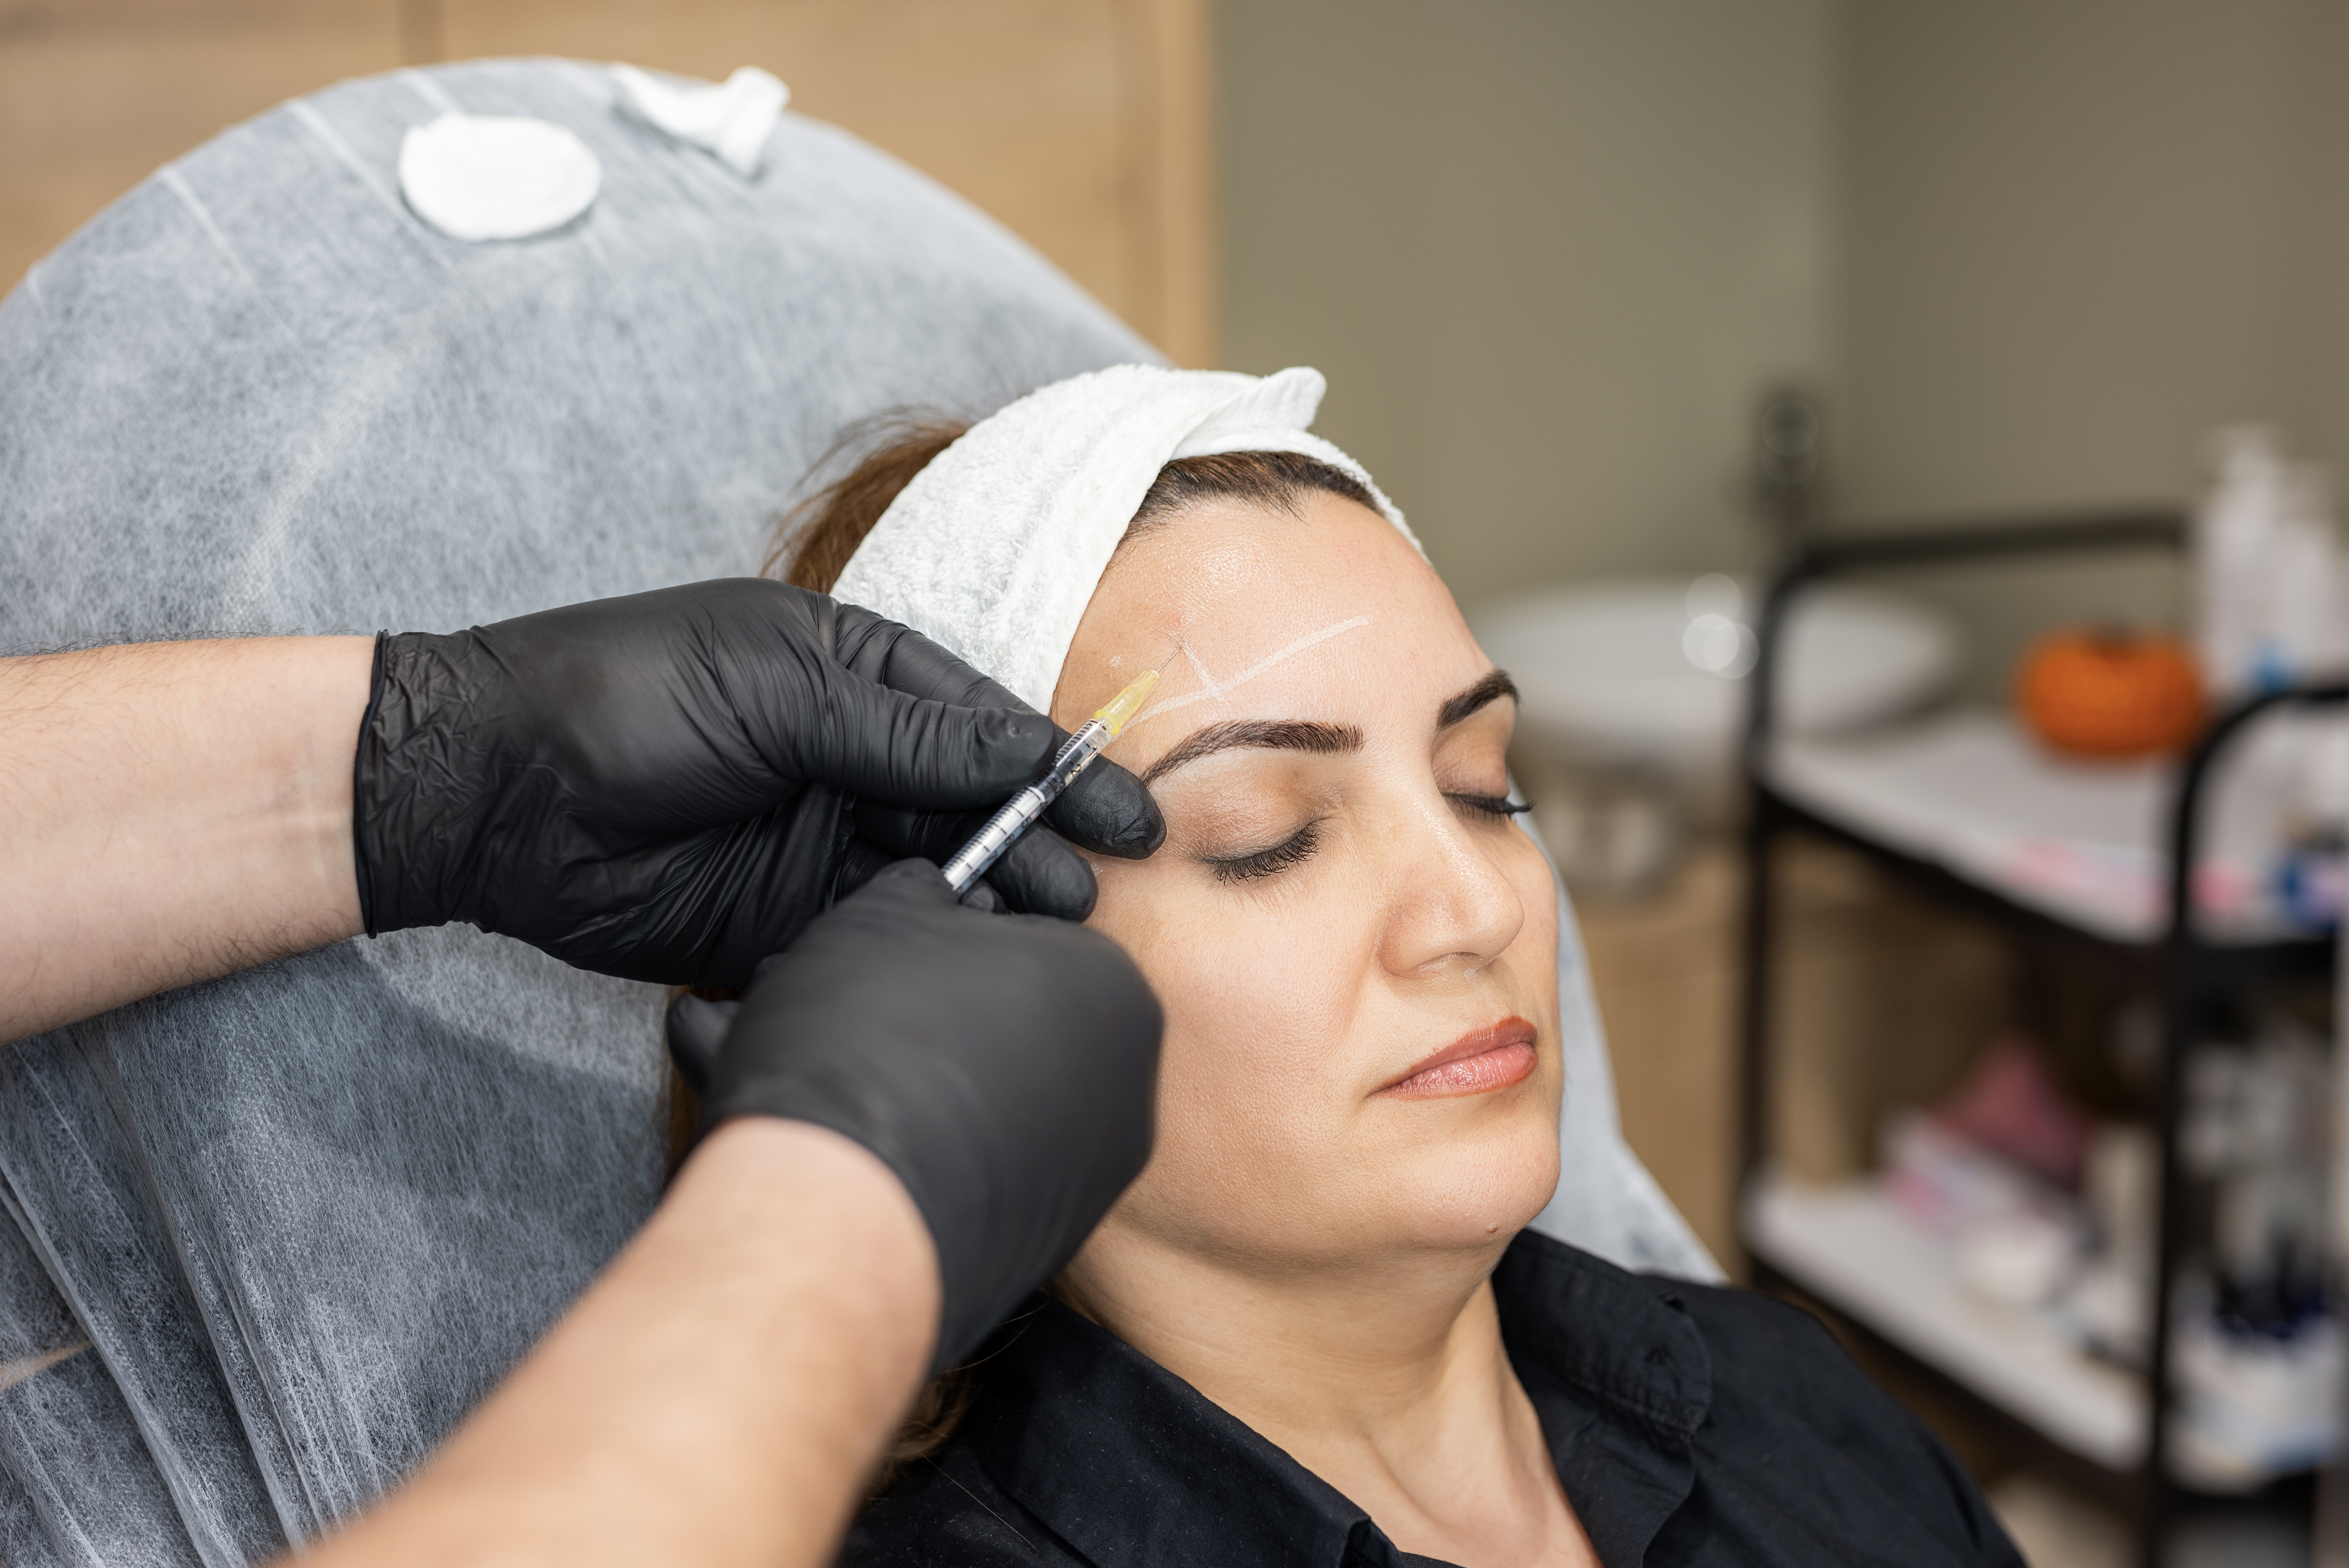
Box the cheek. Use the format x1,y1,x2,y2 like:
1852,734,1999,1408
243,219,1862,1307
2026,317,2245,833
1087,862,1371,1223
1509,837,1563,1018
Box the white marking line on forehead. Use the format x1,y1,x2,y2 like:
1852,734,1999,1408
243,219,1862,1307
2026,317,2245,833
1129,616,1375,729
1178,641,1224,706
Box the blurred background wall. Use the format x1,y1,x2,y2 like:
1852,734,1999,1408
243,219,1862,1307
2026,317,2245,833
1220,0,1842,601
1842,0,2349,525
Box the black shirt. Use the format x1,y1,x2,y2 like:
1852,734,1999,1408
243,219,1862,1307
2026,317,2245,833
840,1230,2025,1567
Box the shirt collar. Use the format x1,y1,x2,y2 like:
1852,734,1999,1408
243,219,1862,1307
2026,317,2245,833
960,1231,1711,1568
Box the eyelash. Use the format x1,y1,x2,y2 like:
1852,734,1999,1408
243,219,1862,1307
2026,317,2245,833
1205,821,1323,885
1201,795,1529,886
1449,792,1532,822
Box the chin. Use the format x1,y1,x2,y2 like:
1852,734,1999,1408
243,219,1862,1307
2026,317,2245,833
1377,1095,1563,1253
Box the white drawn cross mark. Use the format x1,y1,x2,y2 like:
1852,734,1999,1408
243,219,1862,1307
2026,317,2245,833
1179,641,1224,706
1129,617,1375,729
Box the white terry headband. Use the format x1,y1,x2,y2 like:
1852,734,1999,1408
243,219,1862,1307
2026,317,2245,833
829,364,1420,713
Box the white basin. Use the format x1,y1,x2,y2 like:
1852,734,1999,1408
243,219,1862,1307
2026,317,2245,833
1470,574,1960,786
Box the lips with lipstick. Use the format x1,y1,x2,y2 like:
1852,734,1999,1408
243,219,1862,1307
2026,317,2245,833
1378,1018,1539,1099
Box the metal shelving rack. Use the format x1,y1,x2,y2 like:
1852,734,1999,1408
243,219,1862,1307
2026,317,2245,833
1733,507,2347,1565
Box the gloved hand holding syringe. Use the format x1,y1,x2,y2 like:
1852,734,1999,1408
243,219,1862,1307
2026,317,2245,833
942,667,1161,893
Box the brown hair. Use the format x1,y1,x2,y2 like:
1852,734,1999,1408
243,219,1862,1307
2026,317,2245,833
769,411,971,591
674,410,1386,1488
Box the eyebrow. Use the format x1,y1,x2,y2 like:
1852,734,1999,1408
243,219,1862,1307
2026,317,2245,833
1440,669,1519,729
1136,670,1519,788
1139,719,1362,786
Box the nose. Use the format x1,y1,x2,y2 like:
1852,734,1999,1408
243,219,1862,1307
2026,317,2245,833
1375,792,1527,980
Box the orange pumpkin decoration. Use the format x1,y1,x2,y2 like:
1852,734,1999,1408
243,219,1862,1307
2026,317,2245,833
2015,628,2203,758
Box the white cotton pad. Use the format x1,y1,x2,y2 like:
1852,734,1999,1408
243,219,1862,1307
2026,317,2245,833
398,112,602,241
611,64,789,178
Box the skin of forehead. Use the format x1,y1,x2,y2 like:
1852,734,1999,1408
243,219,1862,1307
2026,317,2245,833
1053,493,1476,765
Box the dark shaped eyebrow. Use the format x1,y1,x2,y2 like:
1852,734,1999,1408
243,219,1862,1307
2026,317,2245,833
1138,672,1517,788
1440,669,1518,728
1139,719,1364,786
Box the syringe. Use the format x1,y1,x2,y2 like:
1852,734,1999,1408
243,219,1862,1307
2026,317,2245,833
941,667,1161,894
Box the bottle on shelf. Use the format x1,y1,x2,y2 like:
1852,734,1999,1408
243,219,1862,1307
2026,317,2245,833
2195,426,2348,700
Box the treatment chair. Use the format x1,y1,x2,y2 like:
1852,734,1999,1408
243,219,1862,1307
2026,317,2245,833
0,59,1711,1565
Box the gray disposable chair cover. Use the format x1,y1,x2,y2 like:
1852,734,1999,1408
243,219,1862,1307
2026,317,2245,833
0,58,1710,1566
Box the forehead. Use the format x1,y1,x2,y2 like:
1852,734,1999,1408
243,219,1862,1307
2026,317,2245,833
1052,492,1487,758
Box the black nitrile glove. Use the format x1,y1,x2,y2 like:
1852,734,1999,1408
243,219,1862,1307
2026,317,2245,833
354,579,1163,987
665,861,1163,1372
823,600,1157,921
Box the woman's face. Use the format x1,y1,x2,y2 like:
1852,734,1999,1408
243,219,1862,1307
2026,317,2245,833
1051,490,1561,1277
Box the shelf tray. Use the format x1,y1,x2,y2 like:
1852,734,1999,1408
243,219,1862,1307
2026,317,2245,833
1765,710,2297,945
1745,1171,2146,1471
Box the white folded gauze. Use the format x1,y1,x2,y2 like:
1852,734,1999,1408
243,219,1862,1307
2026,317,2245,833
611,65,789,177
399,112,602,241
831,364,1418,713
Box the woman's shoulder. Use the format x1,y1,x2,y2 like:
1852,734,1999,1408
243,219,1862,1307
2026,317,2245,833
838,1443,1084,1568
1500,1230,1928,1442
1664,1275,1921,1433
1664,1271,1847,1358
1661,1279,2023,1566
1497,1233,2022,1566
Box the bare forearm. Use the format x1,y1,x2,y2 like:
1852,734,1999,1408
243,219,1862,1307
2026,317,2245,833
307,1118,938,1568
0,638,373,1042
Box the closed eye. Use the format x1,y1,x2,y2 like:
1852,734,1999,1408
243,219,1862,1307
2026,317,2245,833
1202,820,1323,884
1446,792,1531,821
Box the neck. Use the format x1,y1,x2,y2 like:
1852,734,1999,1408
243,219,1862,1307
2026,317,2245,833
1073,1232,1501,1428
1064,1230,1595,1568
